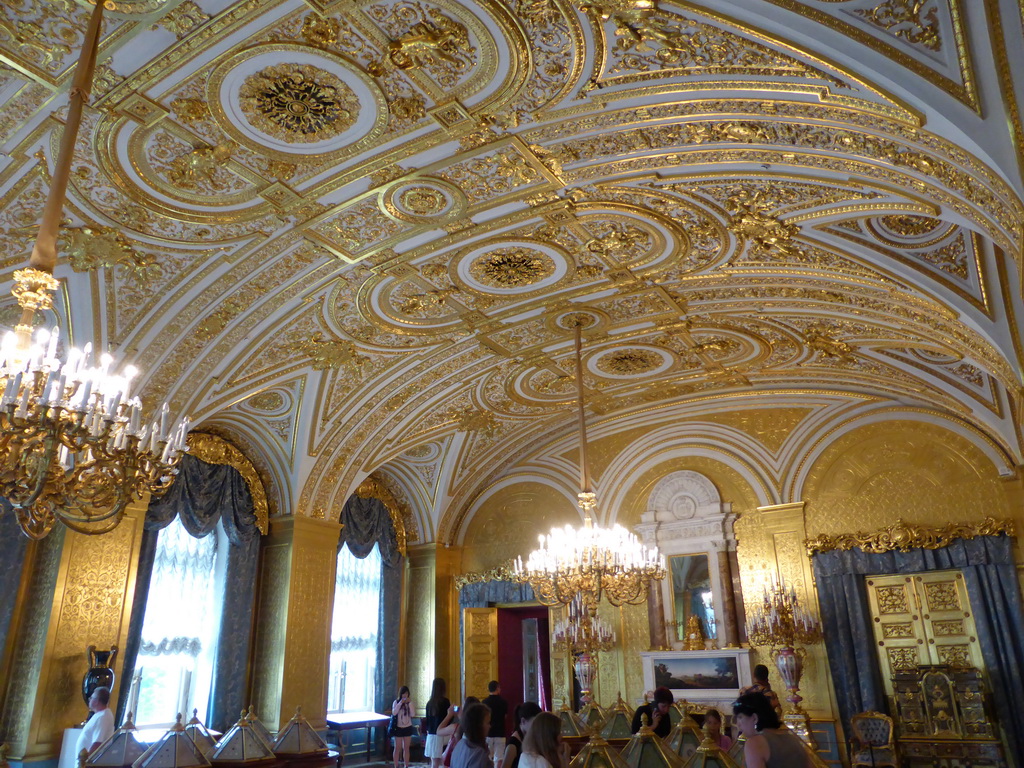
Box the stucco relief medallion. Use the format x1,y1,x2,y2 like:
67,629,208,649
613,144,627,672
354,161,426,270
455,240,571,295
239,64,358,143
589,345,674,379
208,44,387,158
382,177,467,223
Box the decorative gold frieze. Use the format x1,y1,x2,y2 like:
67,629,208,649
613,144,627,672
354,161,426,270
187,432,270,534
239,64,357,142
805,516,1016,554
152,0,210,39
454,558,519,588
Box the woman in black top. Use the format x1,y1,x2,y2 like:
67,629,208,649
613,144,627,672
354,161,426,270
425,678,453,768
502,702,542,768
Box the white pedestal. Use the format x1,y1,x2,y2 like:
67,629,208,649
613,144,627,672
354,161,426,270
58,728,85,768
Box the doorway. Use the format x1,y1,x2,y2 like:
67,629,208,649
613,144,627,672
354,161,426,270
496,606,552,724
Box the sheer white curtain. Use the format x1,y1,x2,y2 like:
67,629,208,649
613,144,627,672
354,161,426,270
328,543,382,713
133,517,227,727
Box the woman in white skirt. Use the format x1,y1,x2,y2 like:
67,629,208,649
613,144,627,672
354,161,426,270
424,678,455,768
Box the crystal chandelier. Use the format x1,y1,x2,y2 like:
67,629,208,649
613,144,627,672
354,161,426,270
514,318,666,616
0,0,189,539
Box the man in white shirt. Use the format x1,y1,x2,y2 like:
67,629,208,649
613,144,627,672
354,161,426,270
76,687,115,759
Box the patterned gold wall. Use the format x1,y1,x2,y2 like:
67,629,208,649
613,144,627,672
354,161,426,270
461,482,580,575
802,420,1021,541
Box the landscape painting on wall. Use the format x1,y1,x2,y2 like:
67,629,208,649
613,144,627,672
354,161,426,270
652,655,740,691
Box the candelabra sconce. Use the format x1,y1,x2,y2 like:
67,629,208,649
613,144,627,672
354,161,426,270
553,594,616,711
747,577,823,745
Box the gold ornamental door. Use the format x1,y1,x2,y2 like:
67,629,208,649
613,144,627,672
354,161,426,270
866,570,984,697
463,608,498,700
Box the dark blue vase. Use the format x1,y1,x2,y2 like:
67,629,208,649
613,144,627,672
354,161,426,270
82,645,118,717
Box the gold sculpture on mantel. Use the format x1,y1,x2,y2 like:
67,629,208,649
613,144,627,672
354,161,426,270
683,615,705,651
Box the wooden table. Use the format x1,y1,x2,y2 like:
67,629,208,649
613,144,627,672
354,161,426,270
325,712,391,763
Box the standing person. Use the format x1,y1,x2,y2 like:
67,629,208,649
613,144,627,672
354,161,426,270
425,678,454,768
441,697,480,768
631,686,674,738
482,681,509,768
392,686,414,768
702,709,732,750
76,687,115,758
450,703,492,768
518,712,569,768
502,702,542,768
732,693,810,768
740,665,784,718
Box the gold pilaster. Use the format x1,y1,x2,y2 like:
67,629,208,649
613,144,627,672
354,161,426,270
405,545,436,713
3,496,148,760
735,503,836,723
250,515,341,732
0,529,65,758
435,545,461,705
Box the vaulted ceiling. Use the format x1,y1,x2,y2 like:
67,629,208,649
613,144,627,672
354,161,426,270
1,0,1022,543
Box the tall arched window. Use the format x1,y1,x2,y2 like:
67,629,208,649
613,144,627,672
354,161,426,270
133,516,228,726
328,543,382,713
330,491,405,716
118,452,262,732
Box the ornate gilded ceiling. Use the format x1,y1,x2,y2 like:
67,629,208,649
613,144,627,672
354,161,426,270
1,0,1022,541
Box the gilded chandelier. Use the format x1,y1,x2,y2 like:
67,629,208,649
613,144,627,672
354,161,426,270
514,319,665,616
0,0,188,539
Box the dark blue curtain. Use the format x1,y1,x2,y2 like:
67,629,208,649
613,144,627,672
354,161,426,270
459,580,535,609
813,535,1024,763
338,495,403,715
0,500,29,665
117,454,261,732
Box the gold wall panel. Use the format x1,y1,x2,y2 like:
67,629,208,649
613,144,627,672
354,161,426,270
463,608,497,701
250,516,340,731
801,420,1022,554
734,503,836,721
19,499,147,760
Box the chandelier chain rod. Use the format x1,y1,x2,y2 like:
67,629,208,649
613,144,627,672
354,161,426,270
573,323,591,501
29,0,106,277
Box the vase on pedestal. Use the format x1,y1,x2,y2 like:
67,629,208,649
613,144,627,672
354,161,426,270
82,645,118,721
773,645,814,745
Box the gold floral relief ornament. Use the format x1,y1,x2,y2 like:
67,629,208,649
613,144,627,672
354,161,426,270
469,248,555,288
596,348,662,375
455,558,520,588
186,433,269,534
805,517,1017,554
239,64,358,143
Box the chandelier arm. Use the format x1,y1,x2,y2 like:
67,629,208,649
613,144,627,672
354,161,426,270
28,0,106,275
18,429,60,509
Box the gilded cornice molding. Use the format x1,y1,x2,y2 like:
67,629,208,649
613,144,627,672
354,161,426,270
186,432,269,534
805,516,1016,554
454,559,519,588
355,475,408,556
